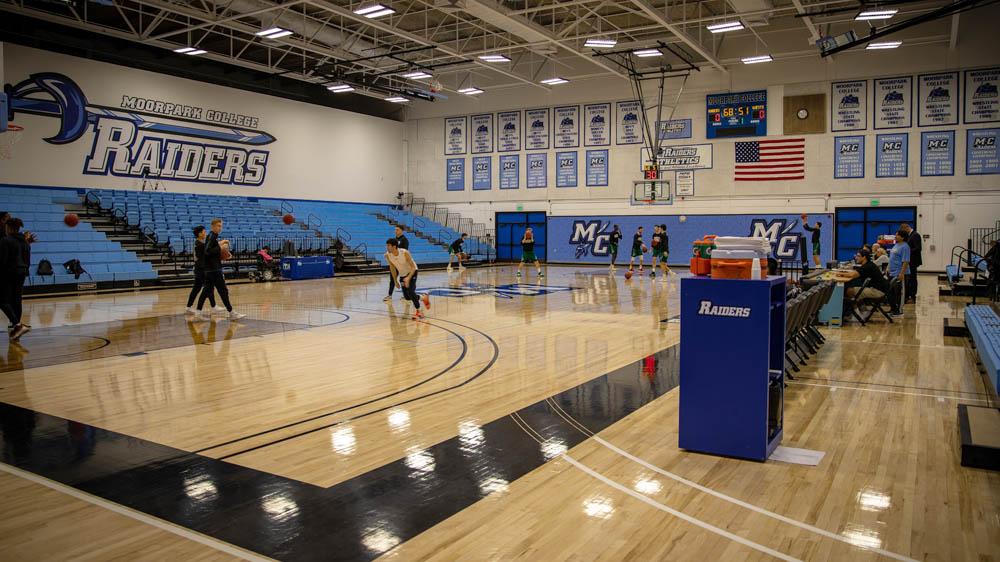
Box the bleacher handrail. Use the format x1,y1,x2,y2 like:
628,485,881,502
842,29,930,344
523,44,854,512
307,212,322,231
335,227,352,243
280,201,294,215
950,245,990,305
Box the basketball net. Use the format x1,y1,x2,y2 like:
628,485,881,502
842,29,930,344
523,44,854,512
0,124,24,160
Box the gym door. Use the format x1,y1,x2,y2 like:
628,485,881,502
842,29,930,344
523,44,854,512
496,212,546,262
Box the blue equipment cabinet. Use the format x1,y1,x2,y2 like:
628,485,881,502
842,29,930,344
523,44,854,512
280,256,334,280
679,276,786,461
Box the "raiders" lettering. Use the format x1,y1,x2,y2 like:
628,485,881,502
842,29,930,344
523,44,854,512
697,300,752,318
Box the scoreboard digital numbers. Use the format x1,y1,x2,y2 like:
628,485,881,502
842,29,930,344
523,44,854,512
706,90,767,139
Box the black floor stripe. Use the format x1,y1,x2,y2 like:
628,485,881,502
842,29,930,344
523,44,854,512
0,346,679,562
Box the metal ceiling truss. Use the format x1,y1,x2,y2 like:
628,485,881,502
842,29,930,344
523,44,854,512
0,0,981,106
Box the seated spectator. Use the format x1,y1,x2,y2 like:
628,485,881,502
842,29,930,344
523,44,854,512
886,231,910,316
258,245,274,263
832,248,889,310
873,245,890,273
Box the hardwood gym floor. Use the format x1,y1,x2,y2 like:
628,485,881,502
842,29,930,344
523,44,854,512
0,266,996,561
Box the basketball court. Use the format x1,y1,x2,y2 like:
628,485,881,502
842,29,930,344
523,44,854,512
1,2,999,561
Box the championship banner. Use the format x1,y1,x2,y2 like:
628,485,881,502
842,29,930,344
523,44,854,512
964,67,1000,124
917,72,959,127
472,156,491,189
444,116,468,155
834,136,865,179
497,110,521,152
920,130,954,176
499,154,519,189
446,158,465,191
585,149,609,186
584,103,611,146
873,76,913,129
556,151,578,187
471,114,494,153
657,119,692,139
527,153,547,188
554,106,580,148
967,128,1000,175
525,108,550,150
875,133,908,178
831,80,867,131
641,144,713,170
616,100,643,144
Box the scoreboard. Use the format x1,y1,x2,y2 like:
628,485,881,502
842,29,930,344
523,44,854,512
706,90,767,138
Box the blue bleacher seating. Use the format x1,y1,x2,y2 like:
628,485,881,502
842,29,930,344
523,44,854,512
1,186,157,286
965,305,1000,397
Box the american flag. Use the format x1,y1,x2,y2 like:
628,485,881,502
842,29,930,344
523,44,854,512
734,138,805,181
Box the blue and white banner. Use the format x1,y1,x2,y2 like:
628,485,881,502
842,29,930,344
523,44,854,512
964,67,1000,124
472,156,491,189
497,110,521,152
499,154,519,189
657,119,692,139
444,116,468,155
834,136,865,179
585,149,608,187
918,72,959,127
554,106,580,148
919,130,955,176
831,80,867,131
967,128,1000,174
471,114,494,153
446,158,465,191
527,153,547,188
874,76,913,129
876,133,908,178
547,213,833,265
556,151,577,187
616,100,643,144
525,108,550,150
584,103,611,146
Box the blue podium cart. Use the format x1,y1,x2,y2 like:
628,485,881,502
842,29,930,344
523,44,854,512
280,256,334,280
679,276,786,461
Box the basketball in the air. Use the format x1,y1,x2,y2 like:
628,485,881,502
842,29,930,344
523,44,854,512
282,214,295,225
625,270,633,280
64,213,79,227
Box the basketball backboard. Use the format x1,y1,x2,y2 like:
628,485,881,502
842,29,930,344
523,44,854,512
631,180,672,206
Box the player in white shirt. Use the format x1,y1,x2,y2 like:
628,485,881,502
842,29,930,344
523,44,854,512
385,238,431,320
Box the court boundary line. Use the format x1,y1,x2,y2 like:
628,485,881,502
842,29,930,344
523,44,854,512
0,462,273,562
793,375,990,397
788,380,990,402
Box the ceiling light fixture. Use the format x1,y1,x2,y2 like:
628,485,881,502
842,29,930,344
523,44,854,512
401,71,432,80
256,27,293,39
385,96,408,103
866,40,902,49
327,84,354,93
540,77,569,85
354,4,395,18
584,38,617,48
741,54,773,64
174,47,197,54
707,20,744,33
633,48,662,57
478,54,511,63
458,87,484,95
856,9,898,20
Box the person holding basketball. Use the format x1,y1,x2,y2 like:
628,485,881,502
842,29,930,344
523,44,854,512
652,223,670,278
195,218,244,321
384,226,409,301
629,226,645,273
608,224,622,271
386,238,430,320
447,233,467,272
185,225,217,315
516,227,543,279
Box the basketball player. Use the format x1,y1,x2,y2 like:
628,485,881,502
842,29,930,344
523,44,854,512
608,224,622,271
649,225,662,278
0,218,31,340
447,233,467,271
195,219,244,320
386,238,431,320
516,227,543,278
186,226,217,314
384,225,409,302
651,224,670,278
629,226,645,273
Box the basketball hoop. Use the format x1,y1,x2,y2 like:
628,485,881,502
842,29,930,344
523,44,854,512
0,124,24,160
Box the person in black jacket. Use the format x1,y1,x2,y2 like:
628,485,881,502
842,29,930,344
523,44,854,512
900,223,922,302
0,218,31,340
185,226,217,314
384,226,409,302
194,219,244,321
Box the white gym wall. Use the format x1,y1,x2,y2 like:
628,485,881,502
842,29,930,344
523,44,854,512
0,44,404,204
403,13,1000,271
